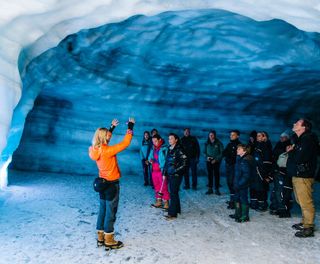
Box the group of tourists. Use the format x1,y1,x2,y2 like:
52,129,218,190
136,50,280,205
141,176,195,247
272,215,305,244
140,118,320,238
88,117,319,251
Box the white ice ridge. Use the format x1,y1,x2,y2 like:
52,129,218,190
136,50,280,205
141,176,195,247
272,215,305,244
0,0,320,165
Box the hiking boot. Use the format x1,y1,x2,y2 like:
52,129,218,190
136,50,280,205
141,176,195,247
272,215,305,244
205,188,213,195
215,189,221,196
278,210,291,218
97,230,104,247
151,198,162,208
269,209,279,215
292,223,304,231
162,200,169,211
229,202,241,220
104,232,123,249
295,227,314,238
227,201,235,209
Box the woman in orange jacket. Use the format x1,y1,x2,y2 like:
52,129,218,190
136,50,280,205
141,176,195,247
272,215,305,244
89,117,134,250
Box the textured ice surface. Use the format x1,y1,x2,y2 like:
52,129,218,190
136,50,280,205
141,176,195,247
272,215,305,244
8,10,320,174
1,0,320,169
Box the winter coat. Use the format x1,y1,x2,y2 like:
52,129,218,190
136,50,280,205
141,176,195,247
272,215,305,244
204,139,224,162
140,139,152,160
181,135,200,159
234,154,254,190
272,139,291,173
89,130,132,181
287,131,319,178
253,141,273,182
223,138,241,165
148,140,168,172
163,144,188,177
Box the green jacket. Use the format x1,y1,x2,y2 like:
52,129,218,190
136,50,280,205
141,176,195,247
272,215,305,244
204,139,224,162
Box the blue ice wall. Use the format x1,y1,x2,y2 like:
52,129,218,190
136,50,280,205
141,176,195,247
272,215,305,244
9,9,320,175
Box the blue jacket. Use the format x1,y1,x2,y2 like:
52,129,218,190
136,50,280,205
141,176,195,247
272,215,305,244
148,144,168,171
140,139,151,160
234,154,254,190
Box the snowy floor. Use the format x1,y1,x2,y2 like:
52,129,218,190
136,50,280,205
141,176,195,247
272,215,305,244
1,170,320,264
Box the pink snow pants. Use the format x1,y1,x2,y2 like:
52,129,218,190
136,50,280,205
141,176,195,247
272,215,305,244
152,170,170,201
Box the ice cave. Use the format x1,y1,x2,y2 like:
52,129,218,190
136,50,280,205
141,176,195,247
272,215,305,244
0,1,320,263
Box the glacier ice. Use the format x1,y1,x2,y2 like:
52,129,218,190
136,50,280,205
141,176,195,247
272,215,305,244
6,9,320,176
1,1,320,186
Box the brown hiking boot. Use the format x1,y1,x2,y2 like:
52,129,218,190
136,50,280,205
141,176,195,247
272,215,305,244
104,232,123,250
162,200,169,210
97,230,104,247
151,198,162,208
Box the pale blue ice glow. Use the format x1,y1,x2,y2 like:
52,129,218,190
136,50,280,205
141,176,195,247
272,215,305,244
6,9,320,175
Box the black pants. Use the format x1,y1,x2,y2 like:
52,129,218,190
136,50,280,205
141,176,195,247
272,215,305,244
141,159,152,185
270,174,293,211
206,161,221,190
183,158,198,188
168,174,183,217
225,163,235,201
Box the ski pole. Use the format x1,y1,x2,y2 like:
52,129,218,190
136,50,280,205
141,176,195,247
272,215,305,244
157,176,165,197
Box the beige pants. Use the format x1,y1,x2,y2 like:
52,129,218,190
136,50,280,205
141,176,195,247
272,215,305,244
292,177,315,228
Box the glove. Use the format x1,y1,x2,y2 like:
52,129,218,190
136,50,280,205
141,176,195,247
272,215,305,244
109,125,115,133
128,121,134,130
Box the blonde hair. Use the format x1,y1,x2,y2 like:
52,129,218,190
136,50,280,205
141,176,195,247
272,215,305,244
92,128,112,147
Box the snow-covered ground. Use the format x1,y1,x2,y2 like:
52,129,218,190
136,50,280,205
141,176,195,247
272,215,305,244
1,170,320,264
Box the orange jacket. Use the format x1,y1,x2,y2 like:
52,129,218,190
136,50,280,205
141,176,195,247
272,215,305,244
89,130,133,181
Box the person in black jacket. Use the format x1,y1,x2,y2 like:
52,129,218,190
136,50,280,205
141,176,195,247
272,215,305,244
181,128,200,190
269,131,292,217
287,118,319,237
229,144,254,223
223,130,241,209
163,133,188,220
252,131,273,212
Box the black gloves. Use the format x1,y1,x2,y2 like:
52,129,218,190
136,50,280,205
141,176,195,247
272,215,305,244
109,125,115,133
128,121,134,130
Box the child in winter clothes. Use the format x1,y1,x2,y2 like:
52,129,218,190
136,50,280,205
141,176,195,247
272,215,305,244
148,134,169,209
229,144,254,223
89,118,134,250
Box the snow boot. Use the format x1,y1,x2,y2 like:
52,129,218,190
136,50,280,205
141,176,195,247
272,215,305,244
227,201,235,209
215,189,221,196
236,204,250,223
97,230,104,247
249,199,258,210
256,201,268,212
104,232,123,250
292,223,304,231
295,227,314,238
205,188,213,195
162,200,169,211
278,209,291,218
229,202,241,220
151,198,162,208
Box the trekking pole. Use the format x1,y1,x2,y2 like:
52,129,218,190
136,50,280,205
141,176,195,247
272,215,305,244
157,176,166,197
